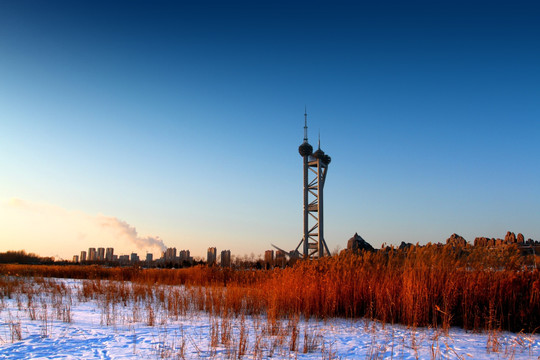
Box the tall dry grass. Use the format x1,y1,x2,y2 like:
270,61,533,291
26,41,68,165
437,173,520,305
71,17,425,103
1,243,538,332
261,244,540,332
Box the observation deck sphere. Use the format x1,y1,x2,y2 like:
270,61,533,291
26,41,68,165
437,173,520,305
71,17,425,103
322,154,331,165
313,148,325,159
298,142,313,157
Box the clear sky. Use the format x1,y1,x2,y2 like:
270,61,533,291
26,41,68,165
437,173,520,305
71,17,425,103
1,0,539,260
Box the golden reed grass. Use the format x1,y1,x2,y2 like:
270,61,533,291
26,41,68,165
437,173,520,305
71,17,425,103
1,243,539,332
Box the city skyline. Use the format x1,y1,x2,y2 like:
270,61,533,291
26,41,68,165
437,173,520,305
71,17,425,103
1,1,539,260
73,245,193,264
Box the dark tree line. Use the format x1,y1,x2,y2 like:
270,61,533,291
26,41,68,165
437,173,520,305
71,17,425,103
0,250,55,265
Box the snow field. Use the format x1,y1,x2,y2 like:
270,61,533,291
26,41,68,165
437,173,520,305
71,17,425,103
0,277,539,359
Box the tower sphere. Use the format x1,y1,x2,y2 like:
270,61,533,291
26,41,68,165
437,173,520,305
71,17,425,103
298,142,313,157
313,148,325,159
322,154,331,165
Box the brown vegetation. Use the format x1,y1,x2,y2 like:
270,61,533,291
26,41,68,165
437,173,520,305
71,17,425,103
1,243,539,332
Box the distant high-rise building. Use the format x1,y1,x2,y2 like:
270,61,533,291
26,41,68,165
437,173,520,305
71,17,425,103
264,250,274,267
119,255,129,263
207,247,217,265
165,248,177,261
220,250,231,267
130,253,140,263
97,247,105,261
88,248,97,261
106,248,114,261
146,253,153,263
73,255,79,263
80,251,87,262
179,250,191,262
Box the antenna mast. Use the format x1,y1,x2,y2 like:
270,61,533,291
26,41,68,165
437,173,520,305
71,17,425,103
303,106,308,142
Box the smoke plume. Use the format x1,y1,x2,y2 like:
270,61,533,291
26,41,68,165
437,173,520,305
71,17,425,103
96,215,167,252
6,198,168,254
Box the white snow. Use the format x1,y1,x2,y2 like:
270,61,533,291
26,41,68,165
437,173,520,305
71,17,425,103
0,278,539,359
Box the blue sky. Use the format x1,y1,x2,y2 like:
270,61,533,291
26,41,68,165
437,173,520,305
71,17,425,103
0,0,539,259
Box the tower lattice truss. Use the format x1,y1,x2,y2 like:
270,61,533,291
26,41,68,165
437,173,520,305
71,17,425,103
299,156,331,258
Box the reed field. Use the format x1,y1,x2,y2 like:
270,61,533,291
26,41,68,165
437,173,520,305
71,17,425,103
2,243,538,334
3,276,538,358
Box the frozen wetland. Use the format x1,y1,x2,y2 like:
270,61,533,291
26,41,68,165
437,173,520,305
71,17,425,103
0,278,539,359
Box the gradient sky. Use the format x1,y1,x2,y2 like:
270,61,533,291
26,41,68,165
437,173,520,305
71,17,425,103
1,0,539,260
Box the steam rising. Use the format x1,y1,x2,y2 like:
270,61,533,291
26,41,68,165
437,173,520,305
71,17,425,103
7,198,168,254
97,215,167,252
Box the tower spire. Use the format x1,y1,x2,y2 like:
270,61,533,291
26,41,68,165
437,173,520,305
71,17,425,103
303,106,308,142
298,108,313,157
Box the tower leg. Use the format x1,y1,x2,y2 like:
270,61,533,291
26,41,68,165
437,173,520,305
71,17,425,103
318,159,324,258
303,156,309,259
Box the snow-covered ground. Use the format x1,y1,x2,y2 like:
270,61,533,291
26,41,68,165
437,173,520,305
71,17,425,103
0,278,539,359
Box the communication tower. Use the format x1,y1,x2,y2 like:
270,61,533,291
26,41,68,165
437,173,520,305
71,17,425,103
296,109,331,259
